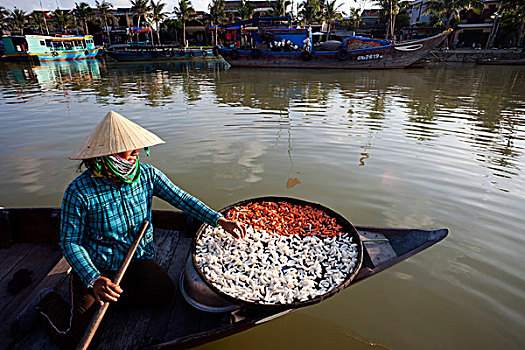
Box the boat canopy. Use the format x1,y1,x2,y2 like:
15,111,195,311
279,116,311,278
130,27,152,34
341,36,393,50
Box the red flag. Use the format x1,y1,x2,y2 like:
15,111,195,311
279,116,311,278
43,12,51,19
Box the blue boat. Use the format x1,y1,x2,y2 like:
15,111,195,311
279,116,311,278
217,17,451,69
1,35,101,62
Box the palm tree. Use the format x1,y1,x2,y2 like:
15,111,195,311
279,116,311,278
346,7,363,33
174,0,195,48
425,0,483,27
150,0,168,45
497,0,525,48
28,12,45,34
54,9,76,32
322,0,343,39
75,2,94,35
131,0,151,43
235,0,254,21
268,0,291,17
131,0,150,27
299,0,322,25
376,0,408,40
96,0,114,46
209,0,226,46
10,9,28,35
0,6,9,28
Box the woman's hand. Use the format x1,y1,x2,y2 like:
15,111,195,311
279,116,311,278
92,276,123,306
217,217,246,239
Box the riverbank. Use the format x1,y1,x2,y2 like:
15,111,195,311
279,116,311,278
429,48,525,63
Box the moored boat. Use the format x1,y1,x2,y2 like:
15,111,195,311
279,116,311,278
1,35,102,63
219,28,452,69
106,45,221,62
0,201,447,349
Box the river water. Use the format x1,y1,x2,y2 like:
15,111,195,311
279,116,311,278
0,59,524,349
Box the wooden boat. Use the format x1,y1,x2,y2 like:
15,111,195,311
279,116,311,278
0,206,447,349
1,35,101,63
219,29,452,69
106,45,221,62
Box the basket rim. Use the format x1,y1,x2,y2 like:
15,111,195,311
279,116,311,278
192,196,364,310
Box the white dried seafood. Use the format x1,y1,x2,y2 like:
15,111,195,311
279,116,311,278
195,226,358,305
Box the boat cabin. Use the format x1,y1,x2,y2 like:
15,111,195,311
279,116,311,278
2,35,97,61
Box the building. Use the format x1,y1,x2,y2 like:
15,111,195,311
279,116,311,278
453,0,499,48
408,0,433,26
359,10,385,38
407,0,501,48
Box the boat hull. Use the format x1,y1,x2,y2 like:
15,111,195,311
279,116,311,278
0,207,448,349
3,48,101,62
106,48,221,62
221,29,451,69
36,47,101,62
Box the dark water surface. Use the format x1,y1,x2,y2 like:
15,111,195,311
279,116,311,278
1,60,524,349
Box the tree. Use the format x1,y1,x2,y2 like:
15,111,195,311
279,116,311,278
0,6,9,29
267,0,291,17
209,0,226,46
28,12,45,34
235,0,254,21
298,0,323,24
425,0,483,27
54,9,76,32
376,0,410,40
96,0,114,46
322,0,343,39
150,0,168,45
164,18,182,44
10,9,27,35
131,0,151,27
131,0,151,43
299,0,322,25
75,2,94,35
497,0,525,48
346,7,363,32
173,0,194,47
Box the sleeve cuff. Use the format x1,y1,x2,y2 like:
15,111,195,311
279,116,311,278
214,213,224,227
88,274,101,289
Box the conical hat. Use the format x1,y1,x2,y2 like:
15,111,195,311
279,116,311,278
70,111,165,160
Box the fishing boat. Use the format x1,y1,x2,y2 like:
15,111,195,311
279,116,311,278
0,197,447,349
1,35,101,63
105,45,221,62
218,23,452,69
2,35,102,62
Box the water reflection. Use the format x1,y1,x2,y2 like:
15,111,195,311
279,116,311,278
0,60,101,96
1,60,524,349
212,66,524,178
0,61,523,180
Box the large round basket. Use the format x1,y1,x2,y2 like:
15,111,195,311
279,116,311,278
192,196,363,310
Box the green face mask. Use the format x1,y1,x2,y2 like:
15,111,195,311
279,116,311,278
93,155,140,184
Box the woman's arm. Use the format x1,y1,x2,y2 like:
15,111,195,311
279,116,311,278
152,167,245,238
60,186,102,287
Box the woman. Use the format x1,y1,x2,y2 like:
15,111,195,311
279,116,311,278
14,111,245,349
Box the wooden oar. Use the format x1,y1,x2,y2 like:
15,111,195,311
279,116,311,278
76,221,150,350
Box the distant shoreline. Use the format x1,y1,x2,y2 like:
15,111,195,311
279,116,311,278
428,48,525,64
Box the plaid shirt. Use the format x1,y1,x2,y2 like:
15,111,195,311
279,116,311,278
60,163,223,287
